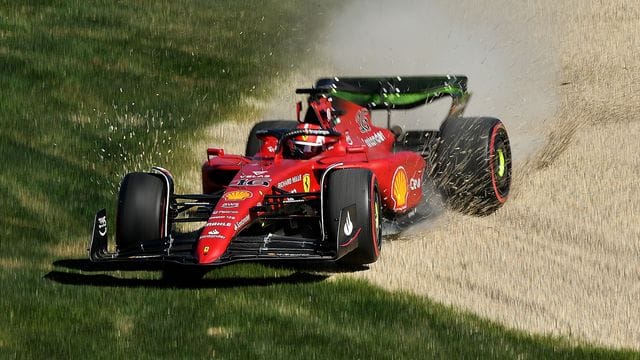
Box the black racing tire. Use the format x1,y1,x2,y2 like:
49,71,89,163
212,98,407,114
433,117,512,216
325,169,382,265
245,120,298,157
116,172,168,252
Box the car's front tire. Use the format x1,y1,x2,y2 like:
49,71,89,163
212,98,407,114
324,169,382,265
116,172,168,252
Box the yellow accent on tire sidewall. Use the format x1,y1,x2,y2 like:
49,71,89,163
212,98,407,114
497,148,505,177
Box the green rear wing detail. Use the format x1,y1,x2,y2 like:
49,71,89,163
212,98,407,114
314,76,469,114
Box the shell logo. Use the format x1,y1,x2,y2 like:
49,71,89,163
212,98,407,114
224,190,252,201
391,167,408,210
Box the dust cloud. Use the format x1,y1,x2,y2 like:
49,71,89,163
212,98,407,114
320,0,560,162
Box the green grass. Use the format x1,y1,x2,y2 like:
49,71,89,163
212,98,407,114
0,1,637,358
2,264,636,359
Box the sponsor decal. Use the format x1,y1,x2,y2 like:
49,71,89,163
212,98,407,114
409,177,421,191
208,229,220,235
97,216,107,237
356,109,371,133
230,178,270,187
213,210,239,215
224,190,252,201
303,174,311,192
234,214,251,231
209,215,236,220
206,222,231,227
221,202,239,208
203,246,210,255
363,131,385,148
240,171,270,179
277,174,302,188
391,166,408,210
343,211,353,236
201,234,225,240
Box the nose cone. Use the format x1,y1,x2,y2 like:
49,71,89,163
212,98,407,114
195,189,260,264
196,220,234,264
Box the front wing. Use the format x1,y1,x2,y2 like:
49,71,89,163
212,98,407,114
88,192,336,266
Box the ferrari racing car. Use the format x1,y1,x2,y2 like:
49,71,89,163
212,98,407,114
89,76,512,267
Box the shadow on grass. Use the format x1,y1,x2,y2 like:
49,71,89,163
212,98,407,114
53,259,174,272
53,258,370,274
47,259,328,289
44,269,327,289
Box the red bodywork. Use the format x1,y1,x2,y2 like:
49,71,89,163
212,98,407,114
198,96,426,265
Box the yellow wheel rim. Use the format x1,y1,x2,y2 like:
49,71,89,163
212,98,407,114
497,148,505,178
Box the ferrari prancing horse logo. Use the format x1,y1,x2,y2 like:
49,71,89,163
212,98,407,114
303,173,311,192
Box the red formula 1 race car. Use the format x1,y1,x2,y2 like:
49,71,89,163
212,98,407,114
89,76,512,267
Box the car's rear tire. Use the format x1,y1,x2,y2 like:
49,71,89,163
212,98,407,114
324,169,382,265
116,172,168,252
245,120,298,157
433,117,512,215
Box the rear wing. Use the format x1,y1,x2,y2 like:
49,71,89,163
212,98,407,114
302,76,470,117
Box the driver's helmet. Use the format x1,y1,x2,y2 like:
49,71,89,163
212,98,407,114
289,123,326,159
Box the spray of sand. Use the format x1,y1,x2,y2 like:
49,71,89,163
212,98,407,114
322,0,560,162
